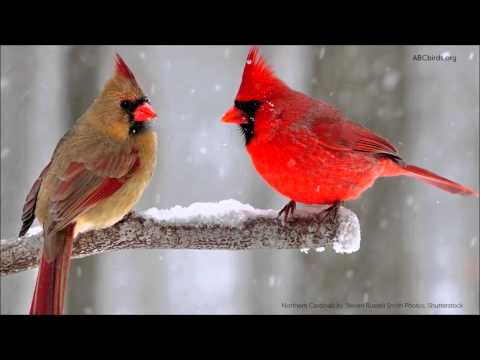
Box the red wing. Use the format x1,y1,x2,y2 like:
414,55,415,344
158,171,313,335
47,151,139,233
19,162,52,237
311,117,400,157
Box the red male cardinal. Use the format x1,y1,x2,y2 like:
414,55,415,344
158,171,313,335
19,54,157,315
222,47,478,221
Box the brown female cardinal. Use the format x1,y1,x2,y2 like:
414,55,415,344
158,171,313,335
222,47,478,221
19,54,157,315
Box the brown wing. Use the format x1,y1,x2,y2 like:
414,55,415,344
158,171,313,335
46,150,140,235
311,117,401,159
19,162,52,237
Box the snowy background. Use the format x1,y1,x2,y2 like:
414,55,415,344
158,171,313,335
1,45,478,314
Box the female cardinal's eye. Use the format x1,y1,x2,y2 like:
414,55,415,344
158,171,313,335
143,96,150,104
120,100,131,110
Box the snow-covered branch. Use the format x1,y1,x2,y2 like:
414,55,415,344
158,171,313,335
0,200,361,275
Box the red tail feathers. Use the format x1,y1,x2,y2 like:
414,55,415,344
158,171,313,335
30,224,75,315
402,164,478,197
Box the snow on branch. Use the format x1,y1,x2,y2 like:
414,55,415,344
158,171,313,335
0,200,361,276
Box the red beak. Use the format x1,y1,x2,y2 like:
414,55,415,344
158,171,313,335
221,107,248,125
133,102,157,122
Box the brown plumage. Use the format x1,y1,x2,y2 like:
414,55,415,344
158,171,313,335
20,54,157,315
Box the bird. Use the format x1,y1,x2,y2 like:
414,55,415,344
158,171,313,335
19,54,158,315
222,47,478,222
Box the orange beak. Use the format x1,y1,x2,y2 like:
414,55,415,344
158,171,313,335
133,102,157,122
221,107,248,125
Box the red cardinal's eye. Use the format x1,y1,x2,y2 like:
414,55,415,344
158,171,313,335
235,100,261,120
120,100,131,110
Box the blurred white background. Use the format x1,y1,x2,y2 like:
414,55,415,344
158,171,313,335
1,45,478,314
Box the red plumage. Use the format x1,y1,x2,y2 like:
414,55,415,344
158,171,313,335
115,53,137,83
222,47,477,218
30,224,75,314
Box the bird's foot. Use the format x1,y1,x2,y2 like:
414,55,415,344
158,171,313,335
277,200,296,223
317,201,343,227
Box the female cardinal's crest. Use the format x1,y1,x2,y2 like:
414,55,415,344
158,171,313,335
115,53,138,85
237,47,284,101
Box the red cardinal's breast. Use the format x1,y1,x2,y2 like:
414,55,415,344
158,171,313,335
247,130,386,205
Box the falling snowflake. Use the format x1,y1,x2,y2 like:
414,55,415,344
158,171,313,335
218,167,226,179
1,148,10,159
405,195,414,207
318,47,326,60
1,77,8,90
224,47,231,59
83,307,94,315
345,269,354,280
379,218,389,229
470,236,478,248
383,71,400,91
363,292,369,303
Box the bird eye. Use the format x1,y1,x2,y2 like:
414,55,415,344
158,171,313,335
143,96,150,104
235,100,261,120
120,100,131,109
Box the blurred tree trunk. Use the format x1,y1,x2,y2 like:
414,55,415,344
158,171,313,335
1,46,70,313
303,46,409,313
64,46,107,314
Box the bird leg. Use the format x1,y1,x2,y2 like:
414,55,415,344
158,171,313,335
277,200,296,223
317,201,343,226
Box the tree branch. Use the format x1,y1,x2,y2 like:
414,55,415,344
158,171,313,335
0,200,361,276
